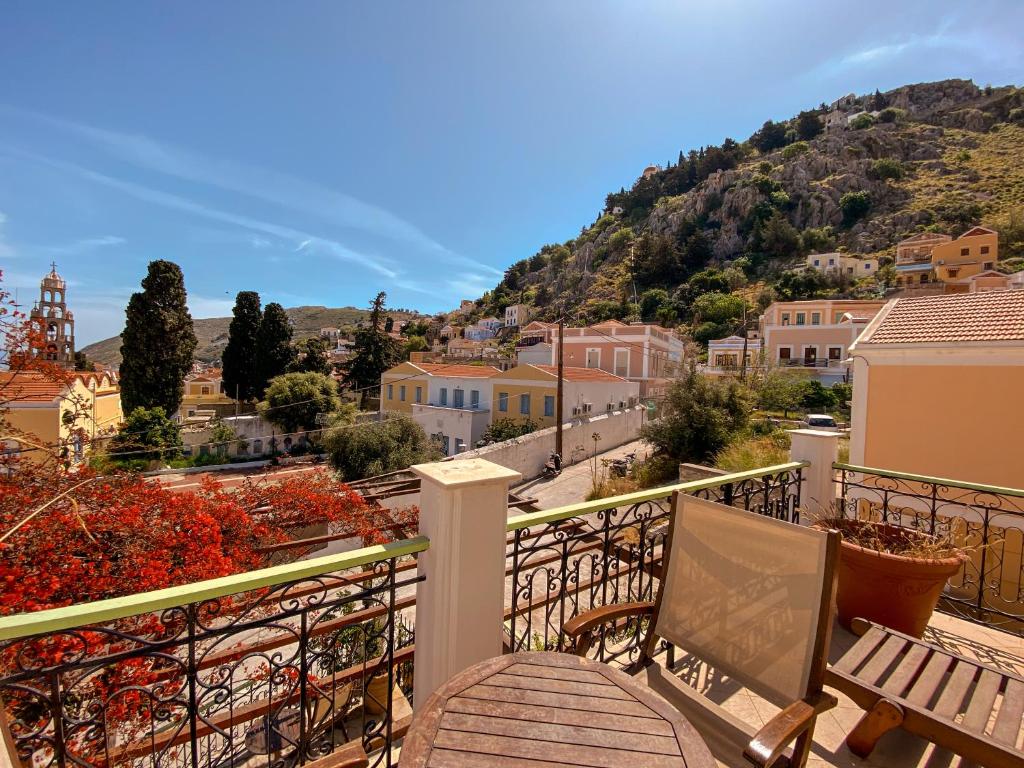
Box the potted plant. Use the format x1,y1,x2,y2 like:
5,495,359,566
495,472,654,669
814,513,967,638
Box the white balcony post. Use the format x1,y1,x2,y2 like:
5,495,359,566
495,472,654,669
410,458,521,709
788,429,841,519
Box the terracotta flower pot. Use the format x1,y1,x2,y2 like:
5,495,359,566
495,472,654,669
824,520,966,638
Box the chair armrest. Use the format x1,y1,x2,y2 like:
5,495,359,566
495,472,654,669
302,741,369,768
743,692,837,768
562,602,655,656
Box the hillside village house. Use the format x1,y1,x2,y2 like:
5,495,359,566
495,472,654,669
759,299,886,383
504,303,528,328
849,290,1024,487
177,369,237,422
1,370,122,466
532,320,686,399
894,226,1001,290
804,251,879,277
704,334,759,375
488,364,639,430
380,362,501,418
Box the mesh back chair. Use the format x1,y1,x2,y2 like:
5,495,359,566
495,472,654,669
564,492,840,768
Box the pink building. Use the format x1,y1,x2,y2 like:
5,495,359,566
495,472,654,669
542,320,686,399
759,299,886,383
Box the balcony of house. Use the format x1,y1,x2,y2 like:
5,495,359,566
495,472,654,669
4,446,1024,768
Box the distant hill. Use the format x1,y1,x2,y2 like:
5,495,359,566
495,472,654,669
81,305,424,368
470,79,1024,326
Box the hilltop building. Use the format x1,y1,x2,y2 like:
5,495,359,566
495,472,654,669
28,264,75,368
894,226,1001,291
805,252,878,277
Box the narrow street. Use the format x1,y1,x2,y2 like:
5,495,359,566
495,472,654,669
511,437,652,510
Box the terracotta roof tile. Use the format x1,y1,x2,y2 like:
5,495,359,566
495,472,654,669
860,290,1024,345
0,372,67,403
532,365,629,382
413,363,502,378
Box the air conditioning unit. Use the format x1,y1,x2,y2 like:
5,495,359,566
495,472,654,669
606,403,613,412
572,406,581,416
583,403,593,414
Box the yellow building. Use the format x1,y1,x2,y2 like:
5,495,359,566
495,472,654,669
178,369,236,420
849,290,1024,487
489,364,640,429
929,226,999,284
380,362,501,415
1,370,123,467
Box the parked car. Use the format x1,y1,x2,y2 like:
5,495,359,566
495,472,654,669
803,413,839,431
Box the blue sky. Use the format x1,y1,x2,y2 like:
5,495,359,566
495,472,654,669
1,1,1022,344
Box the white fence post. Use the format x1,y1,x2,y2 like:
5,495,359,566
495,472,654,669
410,458,522,709
788,429,841,519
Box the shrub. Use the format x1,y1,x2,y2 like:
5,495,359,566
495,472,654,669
481,417,536,444
715,433,790,473
110,406,182,462
840,191,872,225
326,413,442,480
868,158,903,181
877,107,906,123
782,141,809,160
607,227,635,251
849,113,875,130
1009,108,1024,125
259,372,342,433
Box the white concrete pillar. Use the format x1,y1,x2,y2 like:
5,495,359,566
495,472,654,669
410,458,522,709
788,429,841,519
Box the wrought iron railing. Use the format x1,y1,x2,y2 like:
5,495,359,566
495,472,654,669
0,537,428,768
835,463,1024,636
505,462,806,666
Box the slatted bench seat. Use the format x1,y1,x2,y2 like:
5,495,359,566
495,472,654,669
826,618,1024,767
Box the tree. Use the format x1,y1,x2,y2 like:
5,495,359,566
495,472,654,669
795,110,823,140
840,191,872,225
73,350,94,371
757,211,802,259
221,291,262,402
691,292,746,325
120,261,197,415
326,413,442,480
109,406,183,462
640,367,752,463
256,302,294,396
751,120,789,153
639,289,670,322
849,113,875,130
774,268,830,300
799,380,838,410
259,372,341,434
340,292,403,407
755,370,809,418
290,337,333,376
384,316,394,333
481,417,537,444
404,335,429,356
870,88,888,111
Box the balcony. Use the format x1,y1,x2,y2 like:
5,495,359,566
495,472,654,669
3,453,1024,768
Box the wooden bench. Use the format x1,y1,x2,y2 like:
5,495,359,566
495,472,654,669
826,618,1024,767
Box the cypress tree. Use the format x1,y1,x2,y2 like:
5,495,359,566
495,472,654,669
120,260,198,414
256,302,294,396
341,292,402,408
221,291,262,402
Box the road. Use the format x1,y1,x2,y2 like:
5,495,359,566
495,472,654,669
512,438,651,510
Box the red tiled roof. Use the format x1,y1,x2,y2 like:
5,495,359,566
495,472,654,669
0,372,67,403
859,290,1024,345
413,363,502,378
532,365,628,382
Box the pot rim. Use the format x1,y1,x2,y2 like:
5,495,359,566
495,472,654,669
814,520,967,566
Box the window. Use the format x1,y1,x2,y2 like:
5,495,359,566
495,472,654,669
981,245,990,255
864,262,872,270
498,392,508,412
439,387,448,406
470,389,480,408
828,346,843,361
614,349,629,378
920,274,930,284
544,395,555,417
252,439,262,455
415,386,422,403
834,312,844,323
399,385,406,402
847,267,854,274
960,247,970,256
585,348,600,368
947,268,960,278
813,259,820,266
984,262,994,270
201,386,211,395
811,312,821,325
442,435,450,455
519,393,531,415
781,313,790,326
828,258,835,266
779,347,792,362
453,388,464,408
795,312,806,326
387,384,394,400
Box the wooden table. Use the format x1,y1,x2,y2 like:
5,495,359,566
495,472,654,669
401,651,715,767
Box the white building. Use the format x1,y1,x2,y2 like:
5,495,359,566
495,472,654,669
805,252,878,277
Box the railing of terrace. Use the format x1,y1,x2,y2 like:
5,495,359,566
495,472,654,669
0,537,428,768
835,462,1024,637
504,462,806,667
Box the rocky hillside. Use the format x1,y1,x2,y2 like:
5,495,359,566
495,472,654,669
81,305,422,368
476,79,1024,325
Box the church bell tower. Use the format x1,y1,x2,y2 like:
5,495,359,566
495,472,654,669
29,263,76,369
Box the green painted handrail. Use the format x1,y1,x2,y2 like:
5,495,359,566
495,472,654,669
833,463,1024,500
0,536,430,642
506,461,809,532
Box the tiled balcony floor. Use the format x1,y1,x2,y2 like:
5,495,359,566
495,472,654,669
667,612,1024,768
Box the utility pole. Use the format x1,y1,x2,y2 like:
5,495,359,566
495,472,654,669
555,317,564,459
235,383,240,418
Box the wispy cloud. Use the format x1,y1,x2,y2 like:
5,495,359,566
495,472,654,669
295,239,311,252
1,106,502,277
12,149,400,279
45,235,126,255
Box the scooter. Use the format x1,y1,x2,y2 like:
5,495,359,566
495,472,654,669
608,451,637,478
543,452,562,478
